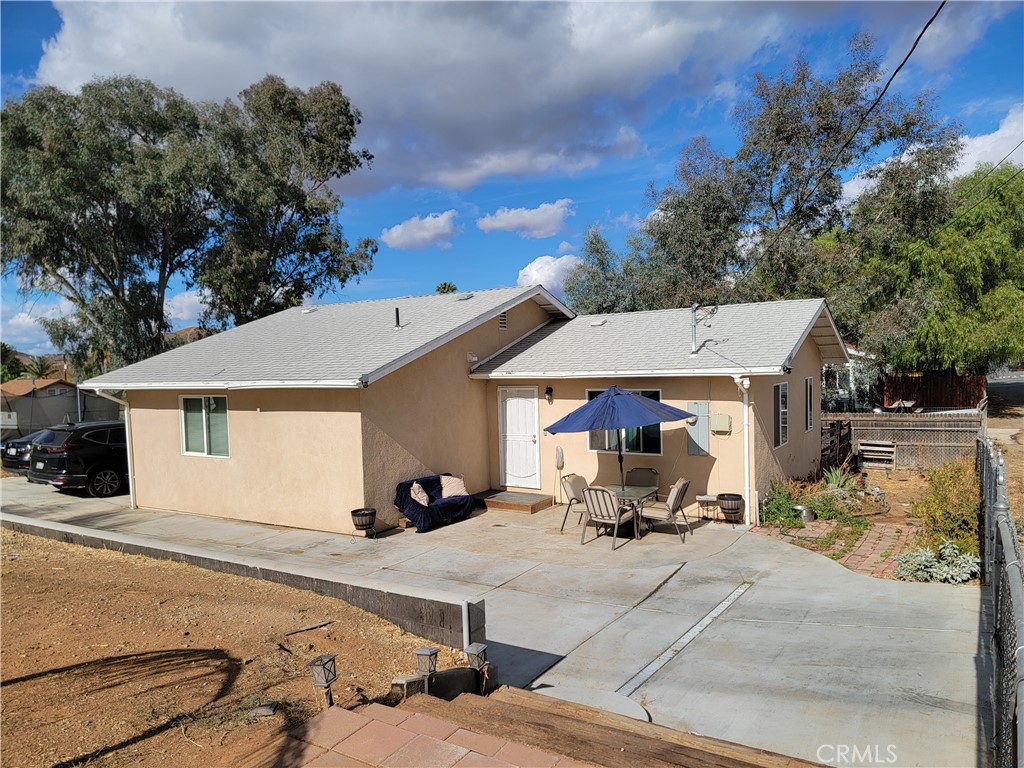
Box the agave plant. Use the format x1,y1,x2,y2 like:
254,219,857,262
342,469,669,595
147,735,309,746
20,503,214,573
823,466,857,491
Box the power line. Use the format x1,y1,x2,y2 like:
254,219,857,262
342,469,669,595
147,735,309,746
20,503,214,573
948,138,1024,204
759,0,947,255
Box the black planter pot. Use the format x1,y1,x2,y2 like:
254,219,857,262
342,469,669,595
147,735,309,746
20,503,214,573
351,508,377,537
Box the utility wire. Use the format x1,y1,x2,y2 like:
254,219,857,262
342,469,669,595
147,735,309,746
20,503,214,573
758,0,947,255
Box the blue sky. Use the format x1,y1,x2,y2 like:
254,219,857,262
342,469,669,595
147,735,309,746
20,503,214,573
2,1,1022,355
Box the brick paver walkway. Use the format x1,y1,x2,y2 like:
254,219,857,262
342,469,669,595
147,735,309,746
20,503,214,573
244,703,595,768
751,521,917,578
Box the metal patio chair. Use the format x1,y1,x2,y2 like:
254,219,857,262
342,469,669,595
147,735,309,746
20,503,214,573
559,473,589,533
625,466,659,488
580,486,638,550
639,478,692,544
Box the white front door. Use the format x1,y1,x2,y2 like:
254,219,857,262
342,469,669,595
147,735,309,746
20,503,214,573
499,387,540,489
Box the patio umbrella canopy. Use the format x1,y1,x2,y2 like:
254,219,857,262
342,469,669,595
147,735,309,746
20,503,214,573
544,385,695,487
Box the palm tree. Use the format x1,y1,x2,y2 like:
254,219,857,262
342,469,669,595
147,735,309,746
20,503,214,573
22,355,58,379
435,282,458,294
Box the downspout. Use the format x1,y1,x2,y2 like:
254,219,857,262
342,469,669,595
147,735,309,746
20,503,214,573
732,376,752,525
92,389,136,510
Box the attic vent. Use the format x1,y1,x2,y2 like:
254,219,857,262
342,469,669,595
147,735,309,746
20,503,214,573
589,319,607,327
301,307,317,314
457,293,475,301
499,312,508,330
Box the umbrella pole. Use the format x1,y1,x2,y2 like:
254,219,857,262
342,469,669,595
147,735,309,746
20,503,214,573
618,428,626,488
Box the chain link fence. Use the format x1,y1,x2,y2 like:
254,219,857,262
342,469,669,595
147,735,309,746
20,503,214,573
981,438,1022,767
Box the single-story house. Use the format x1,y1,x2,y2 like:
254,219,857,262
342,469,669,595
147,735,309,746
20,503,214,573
1,377,121,440
83,286,847,532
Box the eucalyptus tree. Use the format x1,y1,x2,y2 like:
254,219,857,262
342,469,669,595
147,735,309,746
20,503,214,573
1,76,216,366
196,76,376,326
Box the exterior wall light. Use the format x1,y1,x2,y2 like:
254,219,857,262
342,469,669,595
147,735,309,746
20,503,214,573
544,387,554,404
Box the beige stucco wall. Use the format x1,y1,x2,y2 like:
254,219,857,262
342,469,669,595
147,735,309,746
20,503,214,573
486,376,751,514
127,388,364,533
359,299,553,529
749,335,824,501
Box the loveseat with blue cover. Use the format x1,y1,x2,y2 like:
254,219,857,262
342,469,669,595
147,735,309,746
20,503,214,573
393,474,476,533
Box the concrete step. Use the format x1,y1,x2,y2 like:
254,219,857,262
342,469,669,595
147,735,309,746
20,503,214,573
398,689,817,768
473,490,554,514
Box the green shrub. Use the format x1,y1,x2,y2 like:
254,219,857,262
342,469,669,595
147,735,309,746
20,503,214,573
894,541,980,584
911,457,981,556
761,480,805,528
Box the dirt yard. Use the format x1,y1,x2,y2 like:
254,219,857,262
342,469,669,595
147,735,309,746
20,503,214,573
0,529,460,768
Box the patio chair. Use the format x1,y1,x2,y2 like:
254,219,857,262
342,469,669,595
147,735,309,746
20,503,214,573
625,467,659,487
559,473,589,533
580,486,638,550
639,478,692,544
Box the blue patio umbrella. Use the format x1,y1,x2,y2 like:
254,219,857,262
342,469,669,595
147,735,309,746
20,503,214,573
544,385,695,488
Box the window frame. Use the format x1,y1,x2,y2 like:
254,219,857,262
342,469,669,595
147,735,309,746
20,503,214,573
805,376,814,432
585,388,664,457
179,395,230,458
774,382,789,449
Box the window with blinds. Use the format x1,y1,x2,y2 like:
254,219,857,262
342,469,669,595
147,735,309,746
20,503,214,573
181,395,229,457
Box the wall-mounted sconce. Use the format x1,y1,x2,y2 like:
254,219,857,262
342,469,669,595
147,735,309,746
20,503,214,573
782,365,793,375
544,386,554,404
466,352,479,364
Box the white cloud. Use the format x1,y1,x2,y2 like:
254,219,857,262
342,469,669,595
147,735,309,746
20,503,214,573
0,298,74,355
164,289,209,324
958,104,1024,176
843,104,1024,202
557,241,575,254
516,255,582,295
477,199,575,239
380,210,459,250
27,3,835,193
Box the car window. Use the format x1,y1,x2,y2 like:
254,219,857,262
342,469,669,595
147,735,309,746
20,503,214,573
82,429,110,445
35,430,71,446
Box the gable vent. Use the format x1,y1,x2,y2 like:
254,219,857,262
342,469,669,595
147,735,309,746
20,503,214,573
499,311,508,330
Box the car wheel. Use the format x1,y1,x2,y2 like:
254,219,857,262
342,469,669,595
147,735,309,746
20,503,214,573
88,468,123,498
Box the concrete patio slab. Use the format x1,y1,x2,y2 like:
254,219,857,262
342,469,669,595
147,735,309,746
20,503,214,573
0,477,989,767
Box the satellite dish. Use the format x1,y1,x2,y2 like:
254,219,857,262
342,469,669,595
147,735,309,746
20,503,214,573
555,445,564,471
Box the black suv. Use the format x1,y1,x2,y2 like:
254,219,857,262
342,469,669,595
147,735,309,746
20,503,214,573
27,421,128,497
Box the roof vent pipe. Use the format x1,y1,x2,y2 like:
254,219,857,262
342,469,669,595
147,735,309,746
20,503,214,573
691,303,698,355
395,308,400,329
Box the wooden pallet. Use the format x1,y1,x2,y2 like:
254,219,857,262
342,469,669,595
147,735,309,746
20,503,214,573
398,687,818,768
858,439,896,471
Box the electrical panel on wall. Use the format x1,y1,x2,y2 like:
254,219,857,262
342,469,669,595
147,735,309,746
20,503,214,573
709,413,732,434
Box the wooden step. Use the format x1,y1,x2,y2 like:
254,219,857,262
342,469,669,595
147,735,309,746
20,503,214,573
489,687,814,768
398,690,818,768
474,490,554,514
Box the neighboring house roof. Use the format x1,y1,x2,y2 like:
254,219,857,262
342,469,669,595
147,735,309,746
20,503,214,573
83,286,572,391
471,298,848,379
1,378,76,397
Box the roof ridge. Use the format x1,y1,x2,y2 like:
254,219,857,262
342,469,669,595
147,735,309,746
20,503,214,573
575,297,824,320
304,285,529,310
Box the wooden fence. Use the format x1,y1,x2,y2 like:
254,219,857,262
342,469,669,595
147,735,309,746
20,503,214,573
822,406,984,470
882,372,987,409
820,420,852,472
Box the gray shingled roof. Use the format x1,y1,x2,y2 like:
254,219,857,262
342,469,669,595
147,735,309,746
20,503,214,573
84,286,570,390
470,298,847,379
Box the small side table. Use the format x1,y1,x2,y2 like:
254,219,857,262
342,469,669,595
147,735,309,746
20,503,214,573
696,494,718,520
